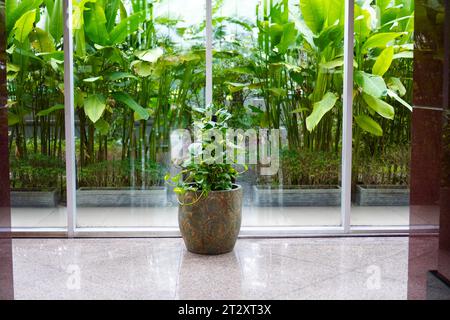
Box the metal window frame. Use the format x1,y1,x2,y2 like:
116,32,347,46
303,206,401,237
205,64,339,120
25,0,420,239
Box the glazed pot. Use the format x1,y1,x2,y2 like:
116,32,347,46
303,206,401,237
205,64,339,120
178,184,243,255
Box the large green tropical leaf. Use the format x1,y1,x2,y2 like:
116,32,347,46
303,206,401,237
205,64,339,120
84,2,110,45
29,28,55,52
299,0,325,35
84,94,106,123
362,93,395,120
355,71,387,98
6,0,42,36
112,92,149,120
105,0,121,32
13,9,36,43
135,47,164,63
306,92,339,131
275,22,297,54
361,32,405,53
387,89,412,111
355,114,383,136
387,77,407,96
36,104,64,116
109,11,146,45
372,46,394,76
48,0,63,43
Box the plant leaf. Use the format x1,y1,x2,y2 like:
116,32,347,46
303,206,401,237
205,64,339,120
355,115,383,136
29,28,55,52
84,2,110,45
372,46,394,76
362,93,395,120
13,9,36,43
355,71,387,98
387,77,407,96
362,32,405,53
112,92,149,120
109,11,146,44
84,94,106,123
306,92,339,131
135,47,164,63
387,89,412,111
299,0,325,34
37,104,64,116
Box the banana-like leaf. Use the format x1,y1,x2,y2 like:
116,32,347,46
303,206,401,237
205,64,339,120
299,0,325,35
387,77,407,96
362,32,405,53
355,114,383,136
109,11,146,45
13,9,36,43
6,0,42,36
48,0,63,43
135,47,164,63
112,92,149,120
387,89,412,111
84,2,110,45
355,71,387,98
37,104,64,116
275,22,297,54
362,93,395,120
105,0,121,32
372,46,394,76
8,112,20,126
84,94,106,123
29,28,55,52
306,92,339,132
94,119,110,135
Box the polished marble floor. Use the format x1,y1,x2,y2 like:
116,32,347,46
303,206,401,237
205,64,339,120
11,205,410,228
12,237,408,299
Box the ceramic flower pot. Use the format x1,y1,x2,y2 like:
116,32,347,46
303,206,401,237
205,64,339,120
178,184,243,255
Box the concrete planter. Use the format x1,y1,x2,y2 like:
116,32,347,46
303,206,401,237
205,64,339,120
11,189,59,207
253,185,341,207
178,184,243,255
76,187,167,207
355,185,409,206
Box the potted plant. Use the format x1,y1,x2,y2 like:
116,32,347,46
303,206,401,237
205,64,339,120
165,106,245,255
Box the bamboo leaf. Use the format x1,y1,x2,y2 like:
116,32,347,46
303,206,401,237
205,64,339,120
355,115,383,136
112,92,149,120
362,93,395,120
355,71,388,98
84,94,106,123
372,46,394,76
306,92,339,132
13,9,36,43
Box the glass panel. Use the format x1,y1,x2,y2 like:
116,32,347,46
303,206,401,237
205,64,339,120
351,0,413,226
73,0,206,227
212,0,344,227
7,1,67,228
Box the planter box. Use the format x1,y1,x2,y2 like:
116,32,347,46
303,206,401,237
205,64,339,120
253,185,341,207
355,185,409,206
11,189,59,207
77,187,167,207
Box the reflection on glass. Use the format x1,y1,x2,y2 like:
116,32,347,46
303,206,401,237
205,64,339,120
7,1,66,228
351,0,413,226
73,0,206,227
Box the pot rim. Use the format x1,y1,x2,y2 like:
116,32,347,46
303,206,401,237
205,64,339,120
183,183,242,194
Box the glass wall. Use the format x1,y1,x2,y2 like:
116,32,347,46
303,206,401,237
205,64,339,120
4,0,416,233
73,0,205,228
351,0,413,226
7,0,67,228
211,0,344,227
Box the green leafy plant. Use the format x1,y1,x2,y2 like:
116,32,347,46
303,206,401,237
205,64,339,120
165,105,246,204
